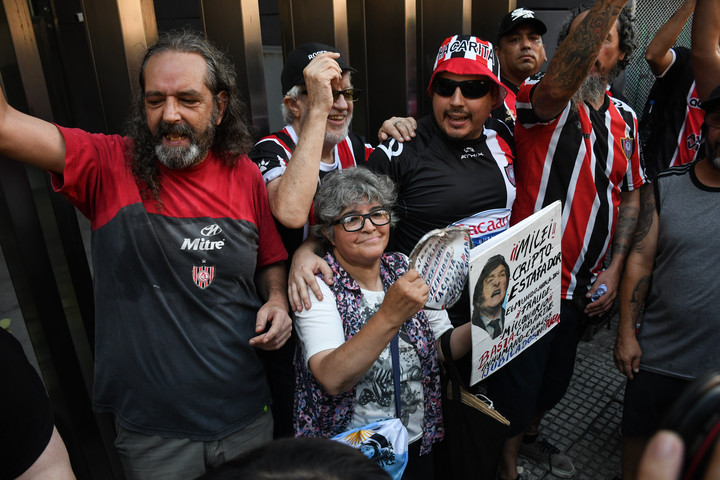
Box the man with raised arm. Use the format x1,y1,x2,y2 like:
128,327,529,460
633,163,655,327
640,0,704,179
0,31,291,479
486,1,646,478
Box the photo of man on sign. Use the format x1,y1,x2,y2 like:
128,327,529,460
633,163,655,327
471,255,510,339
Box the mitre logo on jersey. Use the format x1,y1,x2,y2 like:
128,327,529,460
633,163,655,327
181,224,225,251
193,263,215,289
621,137,634,160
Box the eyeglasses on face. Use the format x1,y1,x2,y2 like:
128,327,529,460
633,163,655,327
300,88,362,102
331,208,391,232
432,77,492,99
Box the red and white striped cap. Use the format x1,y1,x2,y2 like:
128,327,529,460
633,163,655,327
428,34,510,101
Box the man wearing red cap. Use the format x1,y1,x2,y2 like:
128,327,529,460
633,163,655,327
288,34,515,322
287,33,516,476
487,1,646,478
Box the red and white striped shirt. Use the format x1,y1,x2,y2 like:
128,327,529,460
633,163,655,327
512,74,646,299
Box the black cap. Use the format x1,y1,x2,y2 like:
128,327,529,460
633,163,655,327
701,84,720,113
280,42,356,95
497,8,547,42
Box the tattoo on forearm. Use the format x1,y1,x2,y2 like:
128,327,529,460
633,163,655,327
631,186,656,252
545,2,623,91
629,276,651,322
613,202,639,257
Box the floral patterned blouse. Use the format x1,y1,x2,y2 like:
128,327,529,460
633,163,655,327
293,251,444,455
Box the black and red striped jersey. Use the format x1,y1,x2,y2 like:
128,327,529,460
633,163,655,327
250,125,373,256
640,47,705,179
512,74,646,300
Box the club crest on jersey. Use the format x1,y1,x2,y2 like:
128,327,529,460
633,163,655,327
193,265,215,289
621,137,634,160
505,164,516,186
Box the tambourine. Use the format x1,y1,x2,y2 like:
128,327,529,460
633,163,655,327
408,226,470,310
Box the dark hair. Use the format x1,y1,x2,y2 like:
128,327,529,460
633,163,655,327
124,29,253,202
473,254,510,306
312,167,397,245
556,3,636,72
200,437,389,480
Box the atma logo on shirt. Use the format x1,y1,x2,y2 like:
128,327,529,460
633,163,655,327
181,224,225,251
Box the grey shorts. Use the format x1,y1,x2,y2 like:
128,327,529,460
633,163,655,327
114,409,273,480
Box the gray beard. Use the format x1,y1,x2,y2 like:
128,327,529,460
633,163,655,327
573,74,607,107
155,143,203,169
324,122,350,146
154,111,217,169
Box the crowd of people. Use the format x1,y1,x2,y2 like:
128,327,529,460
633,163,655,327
1,0,719,478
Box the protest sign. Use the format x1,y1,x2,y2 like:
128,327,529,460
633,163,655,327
469,202,562,385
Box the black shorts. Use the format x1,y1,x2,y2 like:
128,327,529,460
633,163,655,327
621,369,691,437
485,300,582,436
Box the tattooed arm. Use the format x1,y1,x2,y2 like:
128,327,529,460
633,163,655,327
532,0,629,120
585,189,639,316
613,184,658,379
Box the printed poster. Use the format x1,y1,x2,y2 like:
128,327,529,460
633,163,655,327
469,202,562,385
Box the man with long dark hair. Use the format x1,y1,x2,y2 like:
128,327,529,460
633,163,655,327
0,30,291,478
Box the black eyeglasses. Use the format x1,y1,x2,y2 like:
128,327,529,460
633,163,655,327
331,208,391,232
432,78,492,99
300,88,362,102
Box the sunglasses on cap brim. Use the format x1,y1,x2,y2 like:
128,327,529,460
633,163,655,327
432,77,493,99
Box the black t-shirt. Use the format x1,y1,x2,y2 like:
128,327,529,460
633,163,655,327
366,115,516,326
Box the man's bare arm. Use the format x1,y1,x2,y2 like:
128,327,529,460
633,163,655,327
692,0,720,100
251,261,292,350
0,90,65,174
613,184,658,378
645,0,696,76
268,53,341,228
533,0,628,120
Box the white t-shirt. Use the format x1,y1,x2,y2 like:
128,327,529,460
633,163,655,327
295,281,452,443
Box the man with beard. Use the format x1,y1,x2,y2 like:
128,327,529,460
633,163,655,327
613,87,720,480
250,43,415,258
613,0,720,476
492,8,548,129
0,31,291,478
471,255,510,340
486,1,646,479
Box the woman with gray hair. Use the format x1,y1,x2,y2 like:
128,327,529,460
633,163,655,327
293,167,470,479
